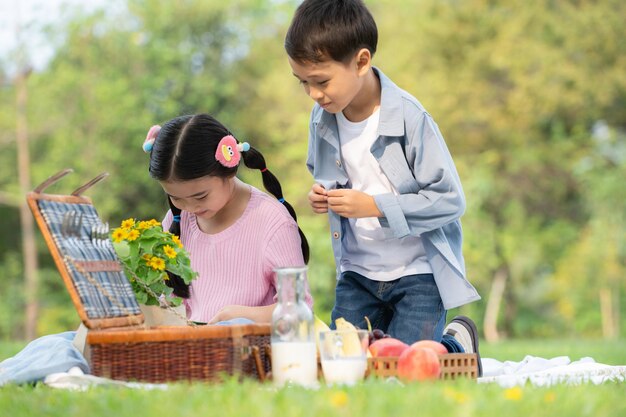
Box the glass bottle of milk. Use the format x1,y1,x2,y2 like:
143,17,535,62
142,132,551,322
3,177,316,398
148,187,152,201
271,266,317,388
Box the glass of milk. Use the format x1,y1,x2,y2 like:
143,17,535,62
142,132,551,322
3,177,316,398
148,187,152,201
319,330,369,386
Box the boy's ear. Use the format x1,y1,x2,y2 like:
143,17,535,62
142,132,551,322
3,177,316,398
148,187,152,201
355,48,372,75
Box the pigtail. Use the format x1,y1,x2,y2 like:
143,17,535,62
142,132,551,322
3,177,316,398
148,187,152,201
242,147,310,264
164,198,191,298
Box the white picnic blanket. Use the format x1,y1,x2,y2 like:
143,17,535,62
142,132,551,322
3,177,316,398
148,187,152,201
44,367,168,391
478,355,626,387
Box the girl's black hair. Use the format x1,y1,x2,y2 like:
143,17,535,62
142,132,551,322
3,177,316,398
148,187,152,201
148,113,310,298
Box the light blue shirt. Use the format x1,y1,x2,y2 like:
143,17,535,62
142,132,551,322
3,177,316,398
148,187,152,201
306,67,480,309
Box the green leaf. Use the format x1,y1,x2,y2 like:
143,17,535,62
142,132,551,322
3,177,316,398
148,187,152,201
112,240,131,259
139,238,159,254
126,243,140,268
135,291,148,304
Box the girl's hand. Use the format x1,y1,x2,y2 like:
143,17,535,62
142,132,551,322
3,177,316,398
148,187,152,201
308,183,328,213
326,189,383,218
208,305,249,324
207,304,276,324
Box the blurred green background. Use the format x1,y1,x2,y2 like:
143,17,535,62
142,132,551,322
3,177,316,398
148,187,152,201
0,0,624,346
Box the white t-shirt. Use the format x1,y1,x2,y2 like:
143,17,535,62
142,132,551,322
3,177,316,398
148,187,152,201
336,109,432,281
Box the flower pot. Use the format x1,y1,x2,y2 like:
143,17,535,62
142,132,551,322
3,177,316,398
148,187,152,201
139,304,188,327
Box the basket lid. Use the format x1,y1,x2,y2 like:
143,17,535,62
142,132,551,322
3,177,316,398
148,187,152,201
27,170,144,330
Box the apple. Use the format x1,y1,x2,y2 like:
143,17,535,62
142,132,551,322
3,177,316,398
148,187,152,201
368,338,409,358
397,346,441,381
410,340,448,355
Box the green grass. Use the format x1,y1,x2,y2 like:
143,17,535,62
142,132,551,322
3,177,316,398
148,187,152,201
480,338,626,365
0,341,25,361
1,338,625,417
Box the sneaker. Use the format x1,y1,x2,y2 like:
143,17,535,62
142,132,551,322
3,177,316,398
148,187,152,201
444,315,483,377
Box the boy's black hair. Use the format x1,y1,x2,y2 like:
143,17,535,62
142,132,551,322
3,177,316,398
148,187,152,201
285,0,378,63
149,113,310,298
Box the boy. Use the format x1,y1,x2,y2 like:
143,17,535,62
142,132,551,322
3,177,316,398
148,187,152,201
285,0,482,373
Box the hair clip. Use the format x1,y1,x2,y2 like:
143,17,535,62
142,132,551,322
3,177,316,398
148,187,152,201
143,125,161,153
215,135,249,168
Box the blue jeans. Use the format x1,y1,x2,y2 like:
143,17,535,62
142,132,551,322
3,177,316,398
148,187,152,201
330,271,463,352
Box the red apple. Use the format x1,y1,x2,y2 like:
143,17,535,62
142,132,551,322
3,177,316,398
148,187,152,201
397,346,441,381
368,338,409,358
410,340,448,355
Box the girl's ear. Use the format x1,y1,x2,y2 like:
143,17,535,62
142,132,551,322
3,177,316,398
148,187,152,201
355,48,372,75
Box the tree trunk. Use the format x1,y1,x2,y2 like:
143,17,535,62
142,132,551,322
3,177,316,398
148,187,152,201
16,67,39,341
502,275,517,338
599,288,617,339
615,290,620,339
483,265,508,343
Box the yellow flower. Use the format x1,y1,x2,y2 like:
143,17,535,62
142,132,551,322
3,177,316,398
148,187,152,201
504,387,523,401
137,221,151,230
329,391,348,408
443,387,469,404
127,229,140,241
149,256,166,271
163,245,177,259
111,228,128,242
121,218,135,230
112,217,197,308
172,235,183,248
544,392,556,403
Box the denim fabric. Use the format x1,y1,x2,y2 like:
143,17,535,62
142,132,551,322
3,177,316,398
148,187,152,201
330,271,451,346
214,318,255,326
441,334,464,353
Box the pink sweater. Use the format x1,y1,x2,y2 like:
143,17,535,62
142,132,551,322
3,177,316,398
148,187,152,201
163,186,313,323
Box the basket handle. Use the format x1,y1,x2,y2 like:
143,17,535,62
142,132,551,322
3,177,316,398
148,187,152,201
71,172,109,196
251,345,266,382
33,168,73,193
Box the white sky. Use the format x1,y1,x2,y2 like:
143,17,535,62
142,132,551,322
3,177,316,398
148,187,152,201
0,0,110,71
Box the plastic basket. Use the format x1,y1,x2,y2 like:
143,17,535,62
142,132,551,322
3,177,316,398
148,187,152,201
367,353,478,380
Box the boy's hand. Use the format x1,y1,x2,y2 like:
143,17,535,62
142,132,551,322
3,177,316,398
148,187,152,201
309,183,328,213
326,189,383,218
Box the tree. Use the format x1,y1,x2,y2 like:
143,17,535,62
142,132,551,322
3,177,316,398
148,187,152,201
1,0,624,339
373,0,626,339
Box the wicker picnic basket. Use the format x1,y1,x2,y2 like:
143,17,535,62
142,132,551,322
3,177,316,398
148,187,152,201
367,353,478,380
27,169,271,383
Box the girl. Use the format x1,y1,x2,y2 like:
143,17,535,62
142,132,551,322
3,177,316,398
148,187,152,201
142,113,313,324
